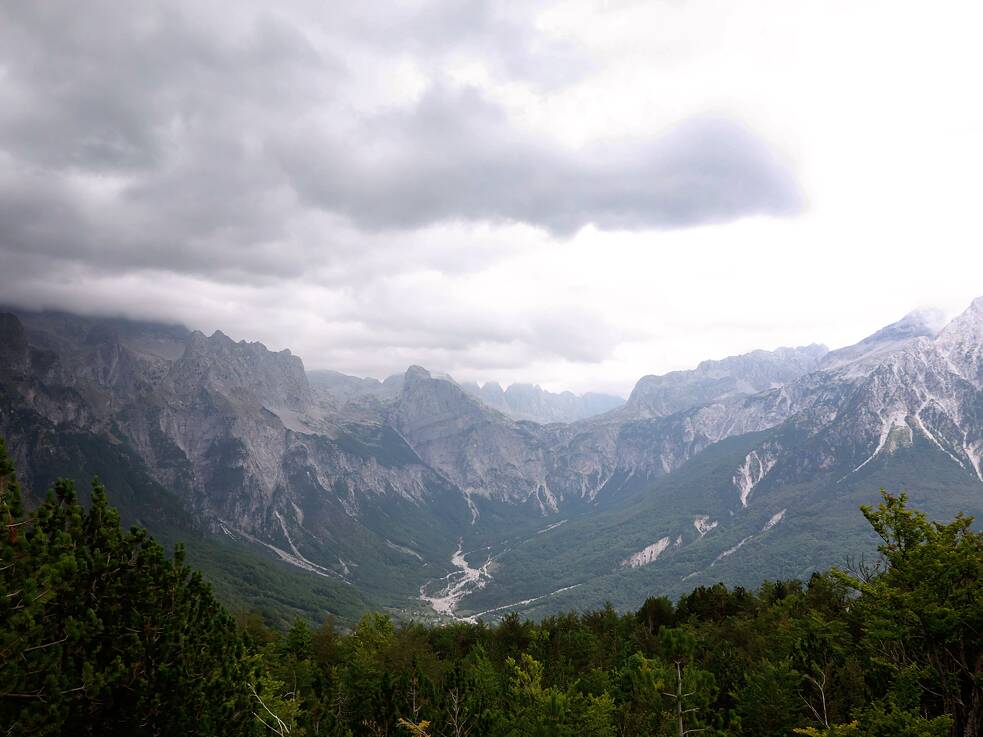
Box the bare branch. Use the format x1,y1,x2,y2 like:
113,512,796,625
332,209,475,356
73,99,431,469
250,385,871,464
24,636,69,652
248,682,290,736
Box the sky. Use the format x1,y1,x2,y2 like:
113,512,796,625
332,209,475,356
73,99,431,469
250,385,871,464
1,1,982,396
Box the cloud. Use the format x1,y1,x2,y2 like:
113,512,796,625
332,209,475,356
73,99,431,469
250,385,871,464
280,86,801,234
332,1,594,89
0,0,807,389
0,2,801,273
0,254,627,377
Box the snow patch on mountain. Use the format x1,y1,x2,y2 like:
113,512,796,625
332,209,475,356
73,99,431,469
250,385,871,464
966,439,983,483
236,515,346,581
274,511,330,573
913,405,965,469
714,536,752,563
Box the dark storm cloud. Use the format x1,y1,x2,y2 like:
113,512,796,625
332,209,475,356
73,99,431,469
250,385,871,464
0,0,804,377
0,1,802,280
280,85,800,234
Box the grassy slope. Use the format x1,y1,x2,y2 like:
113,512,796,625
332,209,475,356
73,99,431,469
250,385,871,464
459,428,983,620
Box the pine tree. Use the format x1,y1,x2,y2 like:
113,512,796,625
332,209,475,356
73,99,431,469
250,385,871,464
0,438,256,736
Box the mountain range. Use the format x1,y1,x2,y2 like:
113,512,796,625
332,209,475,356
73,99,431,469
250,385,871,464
1,299,981,625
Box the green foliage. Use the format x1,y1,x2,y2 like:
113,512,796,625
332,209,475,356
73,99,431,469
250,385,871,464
2,439,978,737
838,492,983,736
733,658,804,737
504,653,614,737
0,438,254,736
855,699,952,737
795,723,861,737
795,701,952,737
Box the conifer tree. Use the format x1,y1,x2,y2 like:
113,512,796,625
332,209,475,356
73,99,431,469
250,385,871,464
0,438,255,736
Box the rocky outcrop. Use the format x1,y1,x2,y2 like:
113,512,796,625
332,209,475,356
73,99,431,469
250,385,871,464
391,367,557,510
0,313,468,589
715,299,983,489
167,329,312,412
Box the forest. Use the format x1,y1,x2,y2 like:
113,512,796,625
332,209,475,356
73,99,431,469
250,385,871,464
2,437,981,737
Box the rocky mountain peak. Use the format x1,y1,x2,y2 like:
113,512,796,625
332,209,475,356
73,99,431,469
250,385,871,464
937,296,983,344
505,383,546,399
472,382,509,415
459,378,623,424
870,308,946,342
398,366,482,415
819,309,947,371
404,365,433,382
626,343,828,419
934,296,983,387
171,328,311,411
393,364,515,472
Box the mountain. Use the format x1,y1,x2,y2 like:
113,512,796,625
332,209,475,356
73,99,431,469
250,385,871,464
2,300,981,625
624,344,828,419
818,308,946,369
460,381,624,423
461,299,983,618
307,368,398,403
0,311,473,623
309,369,624,425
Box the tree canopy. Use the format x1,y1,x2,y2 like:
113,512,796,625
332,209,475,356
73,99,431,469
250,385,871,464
1,437,254,735
2,436,980,736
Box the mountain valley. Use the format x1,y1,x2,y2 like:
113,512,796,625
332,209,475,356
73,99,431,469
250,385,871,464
2,300,981,625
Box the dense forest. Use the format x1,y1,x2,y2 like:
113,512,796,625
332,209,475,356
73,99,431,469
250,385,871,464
2,436,981,737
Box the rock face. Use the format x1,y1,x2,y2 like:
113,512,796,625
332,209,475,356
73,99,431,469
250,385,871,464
392,367,561,513
0,312,469,595
455,302,983,619
727,298,983,490
2,299,983,620
308,369,401,405
168,329,312,412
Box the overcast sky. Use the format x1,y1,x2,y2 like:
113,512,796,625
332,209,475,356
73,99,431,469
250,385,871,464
1,1,982,395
